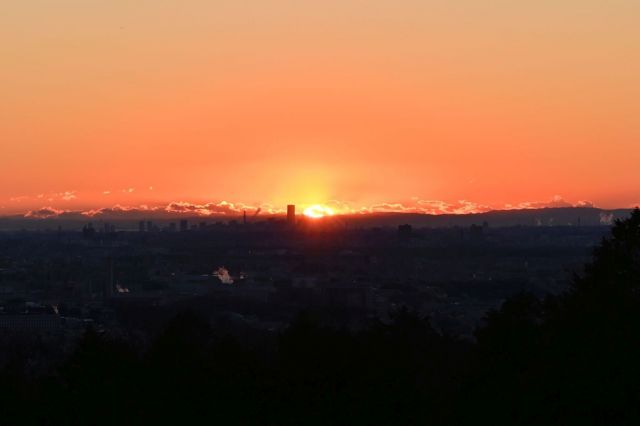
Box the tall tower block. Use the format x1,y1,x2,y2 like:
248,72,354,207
287,205,296,225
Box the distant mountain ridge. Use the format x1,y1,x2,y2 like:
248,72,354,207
0,207,633,231
341,207,631,228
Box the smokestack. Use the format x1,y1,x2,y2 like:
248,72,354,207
287,205,296,225
215,267,234,284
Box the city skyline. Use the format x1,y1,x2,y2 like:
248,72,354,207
1,193,631,219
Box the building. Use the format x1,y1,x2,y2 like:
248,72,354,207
180,219,188,232
287,205,296,225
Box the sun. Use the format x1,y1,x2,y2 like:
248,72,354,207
303,204,335,219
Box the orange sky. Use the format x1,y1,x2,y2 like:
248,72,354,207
1,0,639,215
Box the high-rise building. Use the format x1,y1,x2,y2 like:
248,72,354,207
180,219,188,232
287,205,296,225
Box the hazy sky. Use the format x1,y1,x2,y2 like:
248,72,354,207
2,0,639,214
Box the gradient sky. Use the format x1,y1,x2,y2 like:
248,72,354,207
2,0,639,215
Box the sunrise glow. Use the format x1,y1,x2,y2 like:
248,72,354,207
1,1,639,217
303,205,335,219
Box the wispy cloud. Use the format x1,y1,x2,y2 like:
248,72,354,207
166,201,282,216
504,195,594,210
24,207,66,219
355,199,491,215
81,204,161,217
59,191,77,201
9,195,30,203
9,190,77,204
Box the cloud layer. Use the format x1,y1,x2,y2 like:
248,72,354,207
16,196,601,220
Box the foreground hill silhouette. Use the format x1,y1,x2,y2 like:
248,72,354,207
0,209,639,425
471,208,640,425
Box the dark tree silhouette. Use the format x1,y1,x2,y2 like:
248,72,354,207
463,208,640,425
